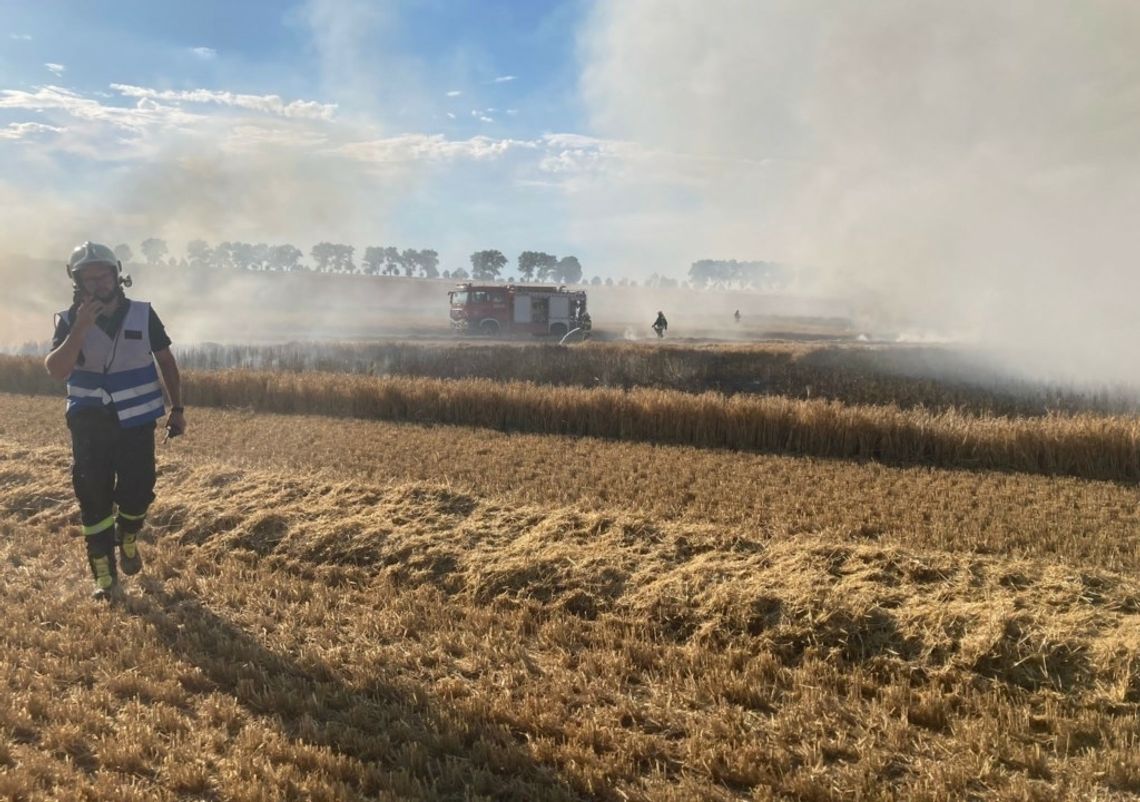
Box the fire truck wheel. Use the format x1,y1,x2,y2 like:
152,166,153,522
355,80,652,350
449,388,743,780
478,319,501,336
549,323,568,339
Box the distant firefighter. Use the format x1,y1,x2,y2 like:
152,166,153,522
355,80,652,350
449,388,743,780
734,309,741,324
652,310,668,338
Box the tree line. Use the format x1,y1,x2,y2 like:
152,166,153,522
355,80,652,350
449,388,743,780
109,240,589,284
108,240,793,291
688,259,792,290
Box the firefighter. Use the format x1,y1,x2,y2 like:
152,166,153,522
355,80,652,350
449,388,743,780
44,242,186,599
734,309,741,324
652,310,668,338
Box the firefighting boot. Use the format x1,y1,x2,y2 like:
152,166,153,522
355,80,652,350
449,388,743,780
86,530,119,600
116,524,143,576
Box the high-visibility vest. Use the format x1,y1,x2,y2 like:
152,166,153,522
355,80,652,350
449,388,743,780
59,300,166,427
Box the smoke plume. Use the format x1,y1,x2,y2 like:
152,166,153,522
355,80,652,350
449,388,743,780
578,0,1140,383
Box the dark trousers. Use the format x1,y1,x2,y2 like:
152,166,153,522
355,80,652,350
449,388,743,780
69,408,156,541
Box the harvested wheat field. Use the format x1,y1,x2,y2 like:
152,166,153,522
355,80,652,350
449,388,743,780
2,391,1139,801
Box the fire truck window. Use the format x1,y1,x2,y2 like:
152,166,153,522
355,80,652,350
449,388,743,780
451,291,468,305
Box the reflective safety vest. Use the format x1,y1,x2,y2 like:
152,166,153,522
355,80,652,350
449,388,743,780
60,300,166,427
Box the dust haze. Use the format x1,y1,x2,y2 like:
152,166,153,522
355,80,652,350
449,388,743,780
5,1,1140,388
578,0,1140,385
0,125,418,347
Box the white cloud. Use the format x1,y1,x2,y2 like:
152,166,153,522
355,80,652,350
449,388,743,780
536,134,638,177
446,90,462,97
337,133,534,164
446,112,455,119
334,132,660,179
542,133,611,150
110,84,337,120
1,85,131,123
0,85,218,167
44,63,65,76
220,123,331,152
9,34,32,40
0,85,201,133
0,122,63,140
493,75,516,83
479,116,494,123
191,47,218,60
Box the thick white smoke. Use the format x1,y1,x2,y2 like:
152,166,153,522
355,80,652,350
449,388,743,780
578,0,1140,383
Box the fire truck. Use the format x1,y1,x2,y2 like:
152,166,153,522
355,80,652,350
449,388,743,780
449,283,591,338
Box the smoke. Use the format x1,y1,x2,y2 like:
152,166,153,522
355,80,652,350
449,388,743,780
578,0,1140,384
7,0,1140,387
0,0,433,347
113,124,405,247
0,115,418,347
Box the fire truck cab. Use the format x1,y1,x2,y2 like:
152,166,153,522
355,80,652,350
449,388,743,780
449,283,591,338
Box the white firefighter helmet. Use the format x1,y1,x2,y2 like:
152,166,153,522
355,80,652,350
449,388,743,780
66,241,121,281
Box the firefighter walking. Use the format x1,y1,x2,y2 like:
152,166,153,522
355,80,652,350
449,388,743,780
44,242,186,599
652,310,668,338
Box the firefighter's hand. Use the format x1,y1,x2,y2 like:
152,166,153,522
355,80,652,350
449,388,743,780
165,408,187,439
73,297,105,331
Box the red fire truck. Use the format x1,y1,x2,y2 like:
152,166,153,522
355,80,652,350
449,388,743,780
449,283,591,338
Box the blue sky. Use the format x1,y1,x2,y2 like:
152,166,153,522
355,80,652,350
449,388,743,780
0,0,657,278
0,0,586,133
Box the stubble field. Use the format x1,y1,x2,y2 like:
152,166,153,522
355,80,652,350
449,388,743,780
1,339,1139,801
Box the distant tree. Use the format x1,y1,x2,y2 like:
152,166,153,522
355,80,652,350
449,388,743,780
247,243,269,271
400,248,419,278
688,260,709,288
333,244,355,273
556,255,583,284
517,250,543,282
269,244,303,272
618,277,629,287
310,242,336,272
419,249,440,279
535,252,559,282
382,246,402,276
187,239,212,269
470,249,507,280
451,267,469,280
442,269,451,279
362,246,385,275
604,277,614,286
229,242,256,271
688,258,789,290
140,238,168,266
213,242,237,270
113,243,133,264
590,276,602,286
